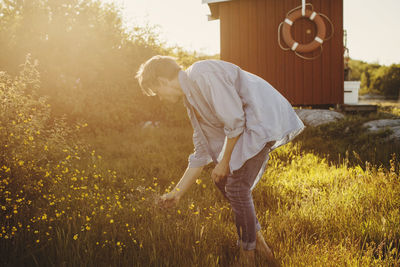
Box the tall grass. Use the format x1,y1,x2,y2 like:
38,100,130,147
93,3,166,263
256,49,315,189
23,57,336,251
296,108,400,171
1,67,399,266
3,123,399,266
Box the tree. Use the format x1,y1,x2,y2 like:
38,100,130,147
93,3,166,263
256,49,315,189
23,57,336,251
380,65,400,99
0,0,166,128
0,0,219,129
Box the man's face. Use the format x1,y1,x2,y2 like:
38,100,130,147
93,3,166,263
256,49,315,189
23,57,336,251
154,77,182,103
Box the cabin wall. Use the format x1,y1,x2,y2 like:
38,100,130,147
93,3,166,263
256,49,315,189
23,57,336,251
219,0,344,105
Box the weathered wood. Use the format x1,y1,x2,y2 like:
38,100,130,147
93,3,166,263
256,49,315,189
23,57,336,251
339,104,378,113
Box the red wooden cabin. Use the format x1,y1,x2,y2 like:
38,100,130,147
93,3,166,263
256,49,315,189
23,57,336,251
203,0,344,106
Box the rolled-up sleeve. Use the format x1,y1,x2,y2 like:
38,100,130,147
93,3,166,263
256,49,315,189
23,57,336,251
188,126,213,168
195,72,245,138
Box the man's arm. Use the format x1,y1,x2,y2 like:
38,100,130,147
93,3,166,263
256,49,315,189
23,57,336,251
159,165,203,208
192,71,245,183
211,134,241,183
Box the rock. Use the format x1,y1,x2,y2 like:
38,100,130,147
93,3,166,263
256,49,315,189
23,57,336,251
295,109,345,127
362,119,400,131
362,119,400,140
359,94,386,100
390,126,400,139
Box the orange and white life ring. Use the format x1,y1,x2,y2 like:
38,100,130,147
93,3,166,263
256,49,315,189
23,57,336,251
282,9,326,53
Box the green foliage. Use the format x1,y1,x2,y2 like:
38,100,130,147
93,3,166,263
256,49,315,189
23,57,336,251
0,60,138,266
0,55,80,204
0,0,155,129
171,46,220,69
349,59,400,99
0,0,219,131
370,65,400,99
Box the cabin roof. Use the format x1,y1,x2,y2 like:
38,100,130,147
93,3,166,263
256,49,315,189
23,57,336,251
202,0,232,20
202,0,231,3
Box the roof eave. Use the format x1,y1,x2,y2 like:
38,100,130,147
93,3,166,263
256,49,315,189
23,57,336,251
202,0,232,4
202,0,233,20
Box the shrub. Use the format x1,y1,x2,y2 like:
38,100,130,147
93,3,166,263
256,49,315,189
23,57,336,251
0,55,86,231
370,65,400,99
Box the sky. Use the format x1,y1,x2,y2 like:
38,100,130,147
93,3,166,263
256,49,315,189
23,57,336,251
102,0,400,66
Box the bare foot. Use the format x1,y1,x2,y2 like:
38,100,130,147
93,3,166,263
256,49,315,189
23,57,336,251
256,231,280,266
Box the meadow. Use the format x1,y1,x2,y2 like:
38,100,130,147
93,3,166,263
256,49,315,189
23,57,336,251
1,1,399,265
1,66,399,266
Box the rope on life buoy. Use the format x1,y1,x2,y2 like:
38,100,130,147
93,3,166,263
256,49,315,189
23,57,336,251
277,2,334,60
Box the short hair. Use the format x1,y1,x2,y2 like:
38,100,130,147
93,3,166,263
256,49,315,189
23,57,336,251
135,55,181,96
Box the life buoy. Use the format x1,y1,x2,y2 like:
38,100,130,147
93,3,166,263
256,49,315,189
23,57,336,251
282,9,326,53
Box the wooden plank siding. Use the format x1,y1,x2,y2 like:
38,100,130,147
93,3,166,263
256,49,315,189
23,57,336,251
218,0,344,106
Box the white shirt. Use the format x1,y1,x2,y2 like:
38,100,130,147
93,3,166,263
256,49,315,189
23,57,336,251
178,59,305,173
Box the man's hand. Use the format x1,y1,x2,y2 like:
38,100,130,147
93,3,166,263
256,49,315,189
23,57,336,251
156,166,203,210
211,135,240,183
157,191,180,209
211,161,230,183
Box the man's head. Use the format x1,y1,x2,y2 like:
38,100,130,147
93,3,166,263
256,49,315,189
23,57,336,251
135,55,182,98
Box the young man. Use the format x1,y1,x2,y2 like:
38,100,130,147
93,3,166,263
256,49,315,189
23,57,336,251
136,55,305,265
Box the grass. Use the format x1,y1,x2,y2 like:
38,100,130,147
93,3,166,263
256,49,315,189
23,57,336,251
296,104,400,170
1,103,400,266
